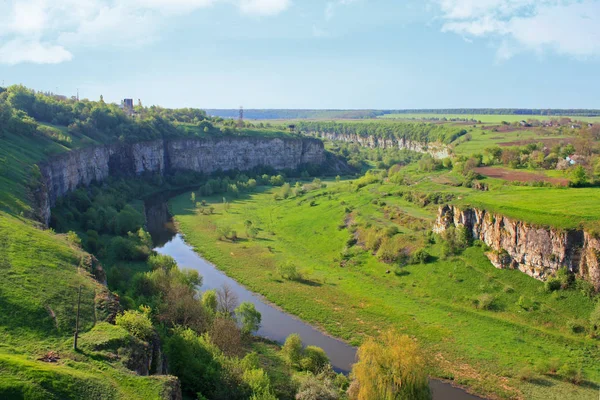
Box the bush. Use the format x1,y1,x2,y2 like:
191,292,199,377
535,358,561,375
477,294,497,310
295,375,339,400
300,346,329,374
410,249,431,264
115,309,154,342
277,263,302,281
545,278,561,292
282,333,303,367
517,366,535,382
567,319,586,334
558,364,585,385
66,231,82,247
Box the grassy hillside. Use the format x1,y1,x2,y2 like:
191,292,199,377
170,181,600,400
0,210,179,399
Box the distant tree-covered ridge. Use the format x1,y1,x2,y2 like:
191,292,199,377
295,120,467,144
206,108,600,120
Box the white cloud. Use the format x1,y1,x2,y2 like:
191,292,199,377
434,0,600,59
239,0,291,16
0,0,291,65
0,39,72,65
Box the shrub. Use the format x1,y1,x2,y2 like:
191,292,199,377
517,366,535,382
410,249,431,264
295,375,339,400
66,231,82,247
545,278,561,292
277,263,302,281
517,295,533,311
558,364,585,385
567,319,586,334
556,268,574,289
575,279,596,299
282,333,303,367
300,346,329,374
477,294,497,310
535,358,561,375
148,253,177,271
115,309,154,342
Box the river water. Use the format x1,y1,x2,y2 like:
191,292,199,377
146,198,483,400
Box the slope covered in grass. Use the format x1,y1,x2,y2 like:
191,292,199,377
170,181,600,400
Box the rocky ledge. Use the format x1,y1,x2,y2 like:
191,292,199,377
36,136,325,225
434,205,600,290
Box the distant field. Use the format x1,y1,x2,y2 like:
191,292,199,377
379,114,600,123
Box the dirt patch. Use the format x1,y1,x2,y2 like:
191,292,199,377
474,167,569,186
498,137,574,148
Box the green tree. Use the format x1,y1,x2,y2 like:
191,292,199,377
190,192,196,206
300,346,329,374
115,309,154,342
235,302,262,336
349,330,430,400
202,289,218,314
282,333,303,367
571,165,588,187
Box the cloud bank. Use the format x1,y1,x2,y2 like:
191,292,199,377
0,0,292,65
434,0,600,60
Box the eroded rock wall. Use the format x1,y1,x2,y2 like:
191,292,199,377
37,137,325,225
434,205,600,290
311,132,450,158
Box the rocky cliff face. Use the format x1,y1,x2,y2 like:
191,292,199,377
310,132,450,158
37,137,325,225
434,205,600,290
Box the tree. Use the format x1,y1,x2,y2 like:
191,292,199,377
217,284,239,316
209,316,243,357
115,309,154,342
349,330,430,400
571,165,588,187
282,333,303,367
191,192,196,206
235,302,262,336
300,346,329,374
202,289,218,314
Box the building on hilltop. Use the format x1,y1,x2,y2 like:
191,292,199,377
120,98,135,116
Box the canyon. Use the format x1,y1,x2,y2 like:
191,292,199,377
434,204,600,290
36,136,325,225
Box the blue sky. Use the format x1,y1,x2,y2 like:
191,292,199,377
0,0,599,109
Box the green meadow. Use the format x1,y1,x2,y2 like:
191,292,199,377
170,181,600,400
379,113,600,124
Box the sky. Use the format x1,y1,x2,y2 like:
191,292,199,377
0,0,599,109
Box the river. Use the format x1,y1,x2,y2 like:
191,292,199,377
146,197,483,400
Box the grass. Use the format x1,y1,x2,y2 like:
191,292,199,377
0,129,186,399
379,113,600,123
170,181,600,399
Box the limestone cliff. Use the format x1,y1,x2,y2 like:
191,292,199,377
36,136,325,225
308,132,450,158
434,205,600,290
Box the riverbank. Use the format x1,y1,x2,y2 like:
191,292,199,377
168,183,600,400
146,198,484,400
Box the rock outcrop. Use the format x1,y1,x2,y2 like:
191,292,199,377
36,136,325,225
308,132,450,158
434,205,600,290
